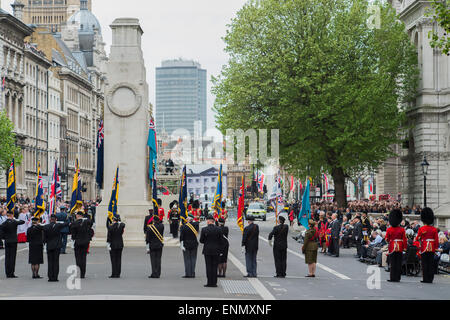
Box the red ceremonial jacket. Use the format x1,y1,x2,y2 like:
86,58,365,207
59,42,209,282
158,208,165,222
191,209,200,222
415,225,439,254
385,226,407,254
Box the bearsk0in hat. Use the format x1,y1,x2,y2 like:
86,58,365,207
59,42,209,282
421,207,435,226
388,209,403,228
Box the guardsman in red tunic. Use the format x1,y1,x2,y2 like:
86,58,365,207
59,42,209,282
317,212,329,253
157,199,165,223
220,201,228,221
191,200,200,223
385,209,407,282
416,208,439,284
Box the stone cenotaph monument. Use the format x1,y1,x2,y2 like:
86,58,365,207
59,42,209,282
94,18,151,246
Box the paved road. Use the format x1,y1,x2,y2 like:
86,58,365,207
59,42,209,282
0,214,449,300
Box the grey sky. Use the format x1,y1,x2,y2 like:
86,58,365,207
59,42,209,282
2,0,248,129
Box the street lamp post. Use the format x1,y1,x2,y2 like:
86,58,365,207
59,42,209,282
421,155,430,208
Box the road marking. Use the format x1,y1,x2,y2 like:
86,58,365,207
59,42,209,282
227,252,276,300
258,236,351,280
0,247,29,261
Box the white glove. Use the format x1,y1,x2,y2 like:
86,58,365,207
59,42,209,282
241,246,245,254
146,243,150,253
269,239,273,247
70,240,75,249
180,241,186,252
106,242,111,252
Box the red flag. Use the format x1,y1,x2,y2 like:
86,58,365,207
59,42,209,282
290,176,295,192
237,175,245,233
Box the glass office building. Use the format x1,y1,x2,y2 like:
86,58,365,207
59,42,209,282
156,59,207,136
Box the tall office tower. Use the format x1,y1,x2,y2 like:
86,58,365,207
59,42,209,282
20,0,92,33
155,59,207,136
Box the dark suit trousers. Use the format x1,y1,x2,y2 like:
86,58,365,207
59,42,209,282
60,234,68,254
245,251,257,277
47,249,60,280
389,252,402,282
204,254,219,286
150,249,162,277
273,248,287,277
421,252,435,283
110,248,123,277
330,237,340,256
183,248,197,277
355,239,362,257
74,245,88,278
5,243,17,277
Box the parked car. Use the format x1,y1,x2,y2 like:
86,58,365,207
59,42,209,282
246,202,267,221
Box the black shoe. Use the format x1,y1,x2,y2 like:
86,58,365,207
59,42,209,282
387,280,399,282
7,275,18,279
48,279,59,282
182,276,189,278
35,275,42,279
109,276,115,278
421,280,432,284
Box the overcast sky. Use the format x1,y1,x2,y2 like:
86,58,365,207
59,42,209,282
3,0,248,129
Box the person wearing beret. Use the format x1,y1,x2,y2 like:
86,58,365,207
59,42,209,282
242,215,259,278
200,215,223,287
268,215,289,278
27,216,44,279
179,213,200,278
43,214,70,282
107,215,125,278
302,219,319,278
1,211,25,278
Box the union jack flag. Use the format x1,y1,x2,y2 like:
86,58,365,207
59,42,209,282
257,171,265,193
97,120,104,147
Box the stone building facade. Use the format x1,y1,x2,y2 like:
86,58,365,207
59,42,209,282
389,0,450,226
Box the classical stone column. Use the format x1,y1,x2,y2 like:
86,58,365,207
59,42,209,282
94,18,151,246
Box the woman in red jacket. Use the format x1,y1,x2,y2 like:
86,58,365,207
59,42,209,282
415,208,439,284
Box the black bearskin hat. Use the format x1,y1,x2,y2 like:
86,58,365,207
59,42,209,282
421,207,435,225
169,201,176,209
389,209,402,228
157,198,162,206
193,200,200,209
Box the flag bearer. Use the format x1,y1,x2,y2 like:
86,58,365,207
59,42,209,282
146,216,164,278
107,215,125,278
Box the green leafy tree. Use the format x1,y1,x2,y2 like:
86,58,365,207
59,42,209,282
0,110,22,172
427,0,450,56
213,0,419,207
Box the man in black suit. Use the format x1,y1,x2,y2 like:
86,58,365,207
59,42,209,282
199,215,223,287
107,215,125,278
43,214,70,282
242,216,259,277
268,216,289,278
145,216,164,278
179,213,199,278
0,211,25,278
144,209,154,254
70,211,93,279
328,213,341,257
353,216,363,258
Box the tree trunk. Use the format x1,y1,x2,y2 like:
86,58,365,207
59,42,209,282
332,167,347,208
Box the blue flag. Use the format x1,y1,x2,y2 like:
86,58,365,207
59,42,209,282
179,166,188,223
35,161,46,219
147,118,158,181
70,159,83,215
298,178,311,229
212,164,223,214
6,159,16,212
107,167,119,223
96,120,104,189
152,178,159,213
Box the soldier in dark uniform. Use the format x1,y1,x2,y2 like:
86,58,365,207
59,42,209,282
43,214,70,282
179,213,199,278
200,215,223,287
242,215,259,277
0,211,25,278
27,217,44,279
107,215,125,278
268,215,289,278
169,203,180,238
217,218,229,278
145,216,164,278
353,216,363,258
70,211,93,279
144,209,154,254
